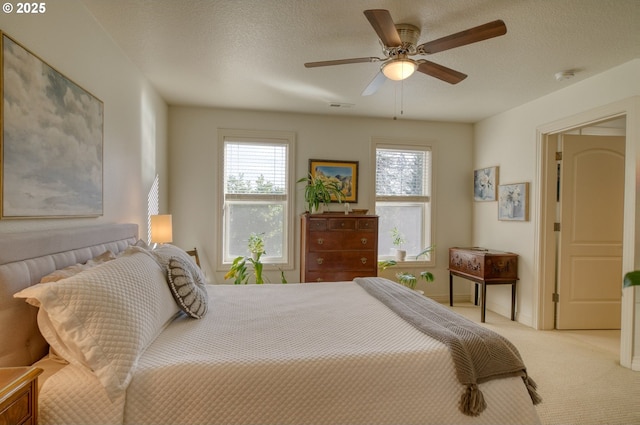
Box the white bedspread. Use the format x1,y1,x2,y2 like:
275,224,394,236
40,282,540,425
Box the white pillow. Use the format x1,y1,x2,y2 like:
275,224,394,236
14,247,180,399
152,244,201,269
40,250,116,283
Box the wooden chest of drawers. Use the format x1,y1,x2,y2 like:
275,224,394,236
301,213,378,282
0,367,42,425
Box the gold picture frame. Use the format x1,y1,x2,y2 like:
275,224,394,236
309,159,358,203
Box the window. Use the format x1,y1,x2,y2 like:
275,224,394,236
218,129,295,267
374,141,433,263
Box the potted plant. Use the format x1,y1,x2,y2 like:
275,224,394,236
378,246,435,290
225,233,288,284
297,173,345,214
225,233,266,284
248,232,265,261
391,226,406,261
623,271,640,288
225,256,250,285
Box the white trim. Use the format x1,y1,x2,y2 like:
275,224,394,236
216,128,296,272
371,137,436,266
535,96,640,369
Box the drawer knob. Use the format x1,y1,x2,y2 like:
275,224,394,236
317,238,324,245
316,278,324,282
341,222,345,227
317,258,324,265
361,238,367,245
361,257,367,264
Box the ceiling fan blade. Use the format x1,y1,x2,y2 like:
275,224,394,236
362,71,388,96
364,9,402,47
417,60,467,84
305,57,382,68
417,20,507,54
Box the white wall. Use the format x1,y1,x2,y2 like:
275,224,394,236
0,0,168,238
169,106,473,298
473,60,640,365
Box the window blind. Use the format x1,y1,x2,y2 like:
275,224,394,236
375,148,431,196
224,141,287,195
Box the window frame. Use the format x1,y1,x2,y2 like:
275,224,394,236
216,129,296,271
371,138,436,267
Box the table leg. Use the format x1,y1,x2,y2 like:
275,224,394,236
449,272,453,306
481,282,487,323
474,283,479,305
511,282,516,321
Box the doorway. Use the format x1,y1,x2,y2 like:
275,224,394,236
536,98,637,369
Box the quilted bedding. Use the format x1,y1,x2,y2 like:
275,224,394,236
39,281,540,425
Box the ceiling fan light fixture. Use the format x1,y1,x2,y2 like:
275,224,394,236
382,59,417,81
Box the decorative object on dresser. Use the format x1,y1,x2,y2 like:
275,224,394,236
297,172,346,214
0,367,43,425
448,247,518,323
301,213,378,282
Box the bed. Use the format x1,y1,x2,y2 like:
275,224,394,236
0,223,541,425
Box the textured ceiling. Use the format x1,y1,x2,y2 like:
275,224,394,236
80,0,640,122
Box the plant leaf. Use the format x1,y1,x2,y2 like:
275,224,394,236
623,270,640,288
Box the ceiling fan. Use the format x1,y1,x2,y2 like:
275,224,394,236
304,9,507,96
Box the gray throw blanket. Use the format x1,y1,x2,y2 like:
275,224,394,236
355,277,541,416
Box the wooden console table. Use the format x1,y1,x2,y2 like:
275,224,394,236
448,247,518,323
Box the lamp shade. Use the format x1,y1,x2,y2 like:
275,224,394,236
150,214,173,244
382,59,417,81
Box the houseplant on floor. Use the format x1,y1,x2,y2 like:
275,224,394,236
225,232,267,284
297,173,345,213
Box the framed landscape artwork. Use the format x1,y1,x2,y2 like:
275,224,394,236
473,166,498,201
498,182,529,221
1,32,103,218
309,159,358,203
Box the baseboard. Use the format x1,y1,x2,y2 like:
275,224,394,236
429,294,473,305
632,355,640,372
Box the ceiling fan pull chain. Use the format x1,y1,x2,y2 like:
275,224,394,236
401,78,405,116
393,83,398,119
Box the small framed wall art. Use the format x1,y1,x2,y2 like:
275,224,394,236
309,159,358,203
473,166,498,201
498,182,529,221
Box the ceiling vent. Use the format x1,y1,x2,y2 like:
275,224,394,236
329,102,354,109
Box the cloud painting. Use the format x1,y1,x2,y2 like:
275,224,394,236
2,34,103,217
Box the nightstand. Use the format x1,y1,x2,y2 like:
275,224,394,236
0,367,43,425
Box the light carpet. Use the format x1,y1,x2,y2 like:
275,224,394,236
447,303,640,425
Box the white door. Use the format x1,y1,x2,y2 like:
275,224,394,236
556,134,625,329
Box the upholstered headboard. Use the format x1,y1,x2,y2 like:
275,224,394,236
0,223,138,367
